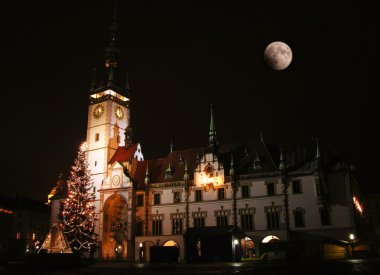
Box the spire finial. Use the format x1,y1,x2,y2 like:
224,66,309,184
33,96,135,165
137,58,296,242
315,137,320,159
279,149,285,171
260,129,264,142
207,103,218,151
229,153,235,176
144,162,150,184
90,67,97,92
170,139,173,153
183,160,189,181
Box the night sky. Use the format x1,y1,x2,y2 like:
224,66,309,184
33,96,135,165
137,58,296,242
1,1,378,202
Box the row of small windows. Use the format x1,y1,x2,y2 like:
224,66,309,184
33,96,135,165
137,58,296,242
134,208,332,236
148,182,302,206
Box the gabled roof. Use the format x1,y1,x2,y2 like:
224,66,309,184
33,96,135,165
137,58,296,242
114,138,345,188
110,143,138,163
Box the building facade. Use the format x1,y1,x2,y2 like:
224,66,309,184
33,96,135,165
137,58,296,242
49,9,359,262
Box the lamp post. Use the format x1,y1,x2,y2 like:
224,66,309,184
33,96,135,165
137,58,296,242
349,233,355,258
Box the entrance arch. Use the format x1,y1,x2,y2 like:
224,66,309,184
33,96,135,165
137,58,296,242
151,240,179,263
262,235,280,243
102,194,128,259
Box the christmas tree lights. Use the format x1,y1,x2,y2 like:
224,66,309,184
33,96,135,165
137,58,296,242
61,142,97,252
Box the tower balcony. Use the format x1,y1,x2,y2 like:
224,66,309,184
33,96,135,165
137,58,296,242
90,89,130,107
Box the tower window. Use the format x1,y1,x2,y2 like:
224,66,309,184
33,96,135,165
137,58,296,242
117,135,120,143
95,133,99,142
95,161,97,167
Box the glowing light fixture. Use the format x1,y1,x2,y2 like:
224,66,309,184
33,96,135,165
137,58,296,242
353,196,363,215
349,234,355,241
262,235,280,243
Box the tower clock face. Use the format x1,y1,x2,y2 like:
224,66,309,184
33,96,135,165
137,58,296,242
115,106,124,120
93,104,104,119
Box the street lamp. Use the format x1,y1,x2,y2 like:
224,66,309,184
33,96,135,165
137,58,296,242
349,233,355,258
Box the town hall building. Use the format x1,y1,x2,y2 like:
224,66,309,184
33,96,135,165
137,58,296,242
49,8,358,262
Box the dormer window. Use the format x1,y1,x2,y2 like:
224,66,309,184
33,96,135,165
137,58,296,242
253,153,261,170
165,162,173,179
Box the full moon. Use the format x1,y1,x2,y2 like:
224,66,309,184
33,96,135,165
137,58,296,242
264,41,292,70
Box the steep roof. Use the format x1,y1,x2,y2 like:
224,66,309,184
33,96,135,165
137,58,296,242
110,143,138,163
111,138,346,189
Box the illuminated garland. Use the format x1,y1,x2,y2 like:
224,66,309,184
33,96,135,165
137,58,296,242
61,142,98,252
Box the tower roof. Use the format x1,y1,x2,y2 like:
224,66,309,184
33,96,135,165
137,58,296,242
207,103,219,152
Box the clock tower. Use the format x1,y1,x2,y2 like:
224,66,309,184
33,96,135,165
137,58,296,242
86,7,132,237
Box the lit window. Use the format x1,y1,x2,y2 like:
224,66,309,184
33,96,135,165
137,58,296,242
95,133,99,142
172,218,183,234
16,232,21,239
32,233,36,240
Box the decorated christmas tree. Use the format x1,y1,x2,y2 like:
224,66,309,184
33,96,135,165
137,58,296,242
61,142,97,253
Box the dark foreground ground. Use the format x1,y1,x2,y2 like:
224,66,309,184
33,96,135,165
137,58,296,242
1,258,380,275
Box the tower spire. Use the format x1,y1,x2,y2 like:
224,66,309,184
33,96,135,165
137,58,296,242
207,103,219,152
90,67,97,92
104,0,120,87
